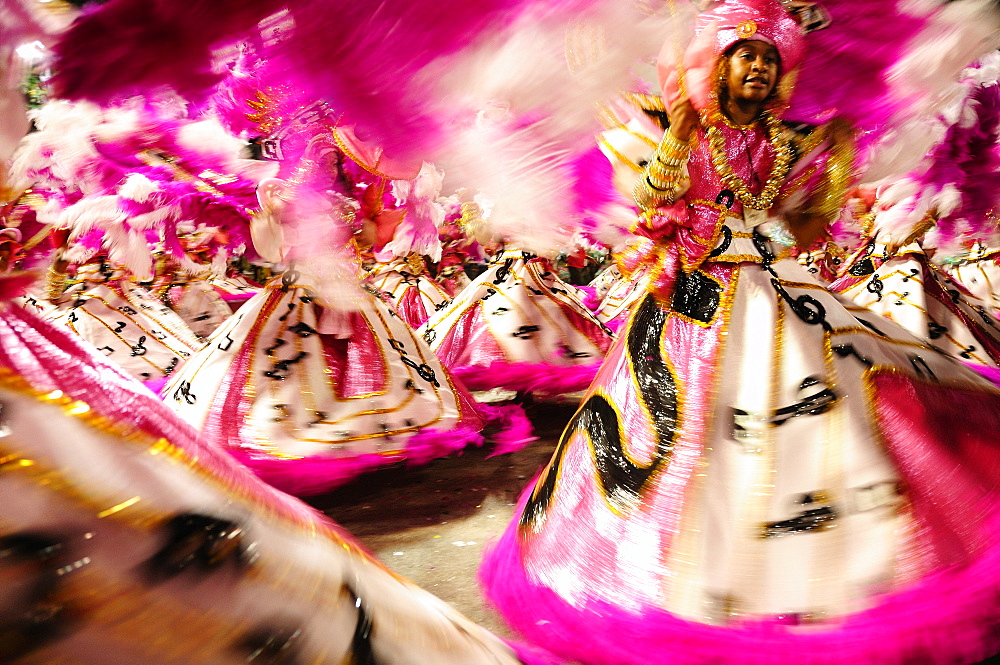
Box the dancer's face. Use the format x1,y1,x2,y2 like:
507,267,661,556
724,41,779,104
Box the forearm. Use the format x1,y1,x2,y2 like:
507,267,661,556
787,134,857,249
45,254,70,302
633,131,691,211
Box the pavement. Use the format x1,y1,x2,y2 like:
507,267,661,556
307,402,573,638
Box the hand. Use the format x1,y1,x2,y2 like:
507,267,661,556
668,97,698,142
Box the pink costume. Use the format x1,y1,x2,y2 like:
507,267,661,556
483,3,1000,664
833,234,1000,369
418,246,613,398
0,272,553,665
833,77,1000,369
364,164,453,328
45,258,205,382
162,103,529,496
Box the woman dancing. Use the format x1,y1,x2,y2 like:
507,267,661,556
483,2,1000,664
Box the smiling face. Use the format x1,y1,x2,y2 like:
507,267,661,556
723,40,780,105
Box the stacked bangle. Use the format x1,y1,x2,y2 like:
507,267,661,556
44,264,67,301
633,131,691,211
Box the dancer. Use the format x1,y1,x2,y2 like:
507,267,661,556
0,271,551,665
364,163,453,328
418,226,613,398
155,235,240,339
832,202,1000,368
162,101,528,496
6,100,261,381
833,75,1000,368
483,2,1000,664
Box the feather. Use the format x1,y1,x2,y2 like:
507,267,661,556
382,162,446,262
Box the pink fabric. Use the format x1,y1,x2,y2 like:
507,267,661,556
143,376,169,397
870,370,1000,566
965,361,1000,387
217,289,256,303
227,426,486,496
577,285,601,312
434,302,508,368
319,312,389,398
480,365,1000,665
394,285,432,328
201,290,281,449
452,360,601,396
0,271,35,300
227,402,532,496
503,266,735,621
0,290,330,531
483,487,1000,665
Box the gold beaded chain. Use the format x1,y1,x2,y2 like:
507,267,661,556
704,111,793,211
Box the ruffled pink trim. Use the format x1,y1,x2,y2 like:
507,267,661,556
227,425,485,496
227,403,535,496
964,361,1000,388
452,360,601,396
577,285,601,312
482,484,1000,665
477,401,538,455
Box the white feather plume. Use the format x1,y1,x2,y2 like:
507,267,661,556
422,0,692,255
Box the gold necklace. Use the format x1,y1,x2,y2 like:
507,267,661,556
704,111,792,211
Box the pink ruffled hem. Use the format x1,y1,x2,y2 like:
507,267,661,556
577,285,601,312
964,361,1000,388
481,486,1000,665
452,360,601,396
227,403,535,496
217,289,257,303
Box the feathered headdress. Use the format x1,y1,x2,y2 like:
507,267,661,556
9,98,259,279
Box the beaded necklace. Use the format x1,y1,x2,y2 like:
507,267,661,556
704,110,792,211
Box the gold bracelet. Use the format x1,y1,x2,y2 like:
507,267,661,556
656,131,691,165
648,161,685,182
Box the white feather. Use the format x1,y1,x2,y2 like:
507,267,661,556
175,118,249,172
118,173,160,203
930,183,962,218
421,0,692,253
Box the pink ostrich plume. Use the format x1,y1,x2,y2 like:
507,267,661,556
52,0,529,162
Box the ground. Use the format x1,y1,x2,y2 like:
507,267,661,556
308,402,572,637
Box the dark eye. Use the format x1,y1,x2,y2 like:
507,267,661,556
638,159,649,168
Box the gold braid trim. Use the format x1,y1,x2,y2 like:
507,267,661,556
802,133,858,223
